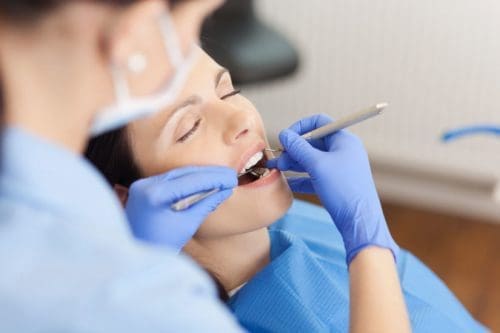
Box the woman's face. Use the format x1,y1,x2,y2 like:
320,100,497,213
127,48,293,238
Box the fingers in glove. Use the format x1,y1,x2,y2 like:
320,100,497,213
279,129,319,169
159,165,236,181
266,152,307,172
288,114,333,135
323,130,365,153
187,188,234,217
147,169,237,205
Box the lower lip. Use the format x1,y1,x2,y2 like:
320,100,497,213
239,169,280,189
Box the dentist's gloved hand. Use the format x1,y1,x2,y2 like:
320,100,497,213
125,166,237,252
267,114,399,264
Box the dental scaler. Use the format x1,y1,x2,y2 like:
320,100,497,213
171,102,388,212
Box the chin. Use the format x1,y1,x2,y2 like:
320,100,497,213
194,172,293,239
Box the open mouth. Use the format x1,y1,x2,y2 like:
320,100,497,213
237,150,271,186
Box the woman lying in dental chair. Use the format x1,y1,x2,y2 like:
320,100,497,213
85,47,487,332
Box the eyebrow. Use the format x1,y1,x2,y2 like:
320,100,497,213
215,68,230,87
162,68,229,129
174,95,202,111
164,94,202,126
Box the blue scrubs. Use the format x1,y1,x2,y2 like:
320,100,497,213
228,200,487,332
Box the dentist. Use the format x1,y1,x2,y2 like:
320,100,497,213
0,0,242,331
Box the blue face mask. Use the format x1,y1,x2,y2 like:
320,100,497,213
442,125,500,142
90,13,199,137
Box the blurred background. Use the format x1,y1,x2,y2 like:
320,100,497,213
203,0,500,330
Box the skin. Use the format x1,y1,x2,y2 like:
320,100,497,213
0,0,223,153
126,48,294,290
350,248,411,333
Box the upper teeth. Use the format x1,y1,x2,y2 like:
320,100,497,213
241,151,263,173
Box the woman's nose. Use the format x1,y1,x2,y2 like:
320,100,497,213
222,105,255,145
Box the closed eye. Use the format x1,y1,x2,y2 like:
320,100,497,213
177,119,201,143
176,88,241,143
221,89,241,100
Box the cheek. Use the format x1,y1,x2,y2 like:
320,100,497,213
142,140,231,177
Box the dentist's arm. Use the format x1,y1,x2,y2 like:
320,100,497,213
126,166,237,251
268,114,411,333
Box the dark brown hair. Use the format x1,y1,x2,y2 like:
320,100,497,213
86,127,141,187
0,0,138,21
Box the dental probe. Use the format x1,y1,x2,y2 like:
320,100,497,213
265,102,388,153
170,168,266,212
171,188,220,211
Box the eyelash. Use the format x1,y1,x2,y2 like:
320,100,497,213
177,119,201,143
176,89,242,143
221,89,241,100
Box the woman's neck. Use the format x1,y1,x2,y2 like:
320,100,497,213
185,227,271,292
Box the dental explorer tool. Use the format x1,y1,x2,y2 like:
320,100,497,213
170,188,220,211
170,168,267,212
171,103,387,212
265,102,388,153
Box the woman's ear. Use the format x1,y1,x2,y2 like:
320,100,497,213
113,184,130,207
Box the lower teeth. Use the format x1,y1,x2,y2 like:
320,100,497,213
249,168,270,180
237,168,272,186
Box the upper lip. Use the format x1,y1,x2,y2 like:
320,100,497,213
236,141,266,174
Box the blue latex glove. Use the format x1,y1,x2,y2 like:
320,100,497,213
125,166,237,252
267,114,399,264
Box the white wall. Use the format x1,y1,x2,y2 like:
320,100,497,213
245,0,500,222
